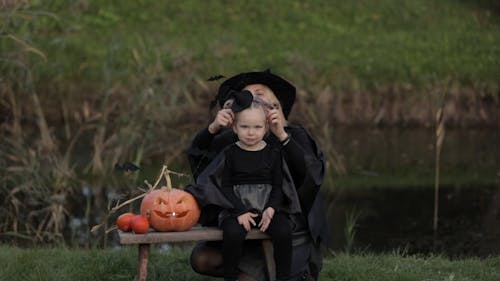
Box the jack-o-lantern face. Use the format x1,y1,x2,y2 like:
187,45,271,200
140,187,200,232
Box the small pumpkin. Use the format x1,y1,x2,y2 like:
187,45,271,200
116,212,135,232
130,215,149,234
140,169,200,232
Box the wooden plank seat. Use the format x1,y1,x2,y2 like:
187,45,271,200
118,226,275,281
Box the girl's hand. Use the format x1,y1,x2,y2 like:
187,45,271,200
267,109,288,141
258,207,275,232
237,212,258,232
208,109,234,134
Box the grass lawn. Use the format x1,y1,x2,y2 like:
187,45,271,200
1,245,500,281
3,0,499,94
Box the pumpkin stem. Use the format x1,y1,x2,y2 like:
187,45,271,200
152,165,168,190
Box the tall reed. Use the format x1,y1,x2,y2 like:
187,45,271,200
1,5,207,244
433,85,448,247
344,209,361,255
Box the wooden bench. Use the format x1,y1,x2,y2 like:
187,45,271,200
118,226,275,281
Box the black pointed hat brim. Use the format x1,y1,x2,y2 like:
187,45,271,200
218,70,296,118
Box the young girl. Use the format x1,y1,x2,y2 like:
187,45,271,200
220,92,292,281
186,70,325,281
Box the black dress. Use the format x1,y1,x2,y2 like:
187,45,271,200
220,143,283,217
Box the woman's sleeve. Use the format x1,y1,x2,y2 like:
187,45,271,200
187,128,216,179
283,127,325,214
188,128,237,181
281,136,306,187
192,127,217,150
266,151,284,211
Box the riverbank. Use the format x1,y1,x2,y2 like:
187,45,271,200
1,245,499,281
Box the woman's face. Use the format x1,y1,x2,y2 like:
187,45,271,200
243,84,278,106
243,84,286,121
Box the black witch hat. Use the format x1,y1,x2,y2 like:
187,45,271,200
213,69,296,118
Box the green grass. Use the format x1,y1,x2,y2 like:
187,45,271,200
3,0,499,94
0,245,201,281
323,253,500,281
1,246,500,281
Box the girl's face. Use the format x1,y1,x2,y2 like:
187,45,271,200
233,106,267,150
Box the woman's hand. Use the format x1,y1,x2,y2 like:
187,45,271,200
267,108,288,142
237,212,258,231
258,207,275,232
208,109,234,134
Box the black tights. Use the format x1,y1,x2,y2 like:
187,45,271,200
221,213,292,281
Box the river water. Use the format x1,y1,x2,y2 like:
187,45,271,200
325,185,500,257
323,127,499,257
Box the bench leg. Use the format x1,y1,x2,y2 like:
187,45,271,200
137,244,150,281
261,239,275,281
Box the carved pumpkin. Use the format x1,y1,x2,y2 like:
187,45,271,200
140,187,200,232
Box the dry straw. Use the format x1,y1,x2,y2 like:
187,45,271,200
90,165,189,234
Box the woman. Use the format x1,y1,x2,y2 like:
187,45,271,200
186,70,327,281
